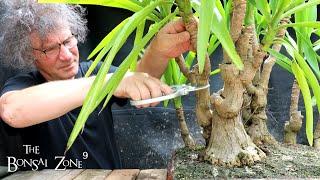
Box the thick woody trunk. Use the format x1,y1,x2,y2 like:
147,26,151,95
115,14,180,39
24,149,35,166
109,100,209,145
208,63,265,166
246,89,277,145
205,0,265,166
176,0,212,145
175,0,266,166
246,18,289,145
284,80,303,144
206,109,265,166
175,107,196,148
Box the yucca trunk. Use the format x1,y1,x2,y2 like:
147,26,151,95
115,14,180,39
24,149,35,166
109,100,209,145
175,106,196,148
284,80,303,144
245,18,289,145
176,0,213,145
176,0,265,166
208,62,265,166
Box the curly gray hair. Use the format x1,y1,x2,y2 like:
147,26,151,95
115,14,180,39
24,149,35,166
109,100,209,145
0,0,88,69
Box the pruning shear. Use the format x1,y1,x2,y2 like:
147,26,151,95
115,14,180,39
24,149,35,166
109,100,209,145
130,84,210,106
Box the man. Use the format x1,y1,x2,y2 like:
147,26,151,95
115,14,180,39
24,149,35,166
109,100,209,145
0,0,191,169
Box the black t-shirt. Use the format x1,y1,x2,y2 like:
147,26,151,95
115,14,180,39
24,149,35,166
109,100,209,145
0,61,126,170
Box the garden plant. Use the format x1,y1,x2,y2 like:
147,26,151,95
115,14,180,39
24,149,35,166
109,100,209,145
40,0,320,178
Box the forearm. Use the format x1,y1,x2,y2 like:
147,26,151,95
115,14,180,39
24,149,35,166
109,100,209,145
0,75,108,128
136,46,169,79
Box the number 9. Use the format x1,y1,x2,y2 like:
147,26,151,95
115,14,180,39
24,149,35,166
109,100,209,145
83,152,88,159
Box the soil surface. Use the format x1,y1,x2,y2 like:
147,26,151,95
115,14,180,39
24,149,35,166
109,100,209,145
169,144,320,179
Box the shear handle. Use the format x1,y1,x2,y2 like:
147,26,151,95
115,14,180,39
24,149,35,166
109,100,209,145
130,88,186,106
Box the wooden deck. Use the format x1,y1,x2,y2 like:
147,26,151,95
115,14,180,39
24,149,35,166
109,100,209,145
3,169,167,180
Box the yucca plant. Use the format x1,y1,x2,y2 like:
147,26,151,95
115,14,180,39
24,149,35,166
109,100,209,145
39,0,320,167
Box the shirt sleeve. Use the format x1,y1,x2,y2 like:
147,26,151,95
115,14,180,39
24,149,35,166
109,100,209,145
0,73,37,137
1,73,38,96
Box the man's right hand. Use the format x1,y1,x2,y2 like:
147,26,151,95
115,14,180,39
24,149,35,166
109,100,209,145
113,72,172,108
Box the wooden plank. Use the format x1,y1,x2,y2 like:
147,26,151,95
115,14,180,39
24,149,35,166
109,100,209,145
105,169,140,180
73,169,111,180
137,169,167,180
0,166,8,178
31,169,75,180
2,170,36,180
3,169,84,180
59,169,84,180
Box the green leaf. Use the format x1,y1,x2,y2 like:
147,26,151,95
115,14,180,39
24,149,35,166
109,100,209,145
161,76,170,107
295,30,320,80
162,60,175,107
130,20,146,71
291,61,314,146
65,0,164,152
210,2,243,70
273,0,292,18
190,0,200,15
281,0,320,19
294,0,317,55
159,0,173,18
38,0,160,22
312,96,316,107
269,0,279,14
215,0,225,21
85,18,129,77
255,9,268,35
100,8,178,112
185,51,196,69
170,59,180,84
39,0,142,12
268,49,293,73
283,32,298,57
100,10,178,125
287,0,304,11
208,34,220,56
87,18,129,60
210,68,221,76
197,0,214,74
164,62,174,86
224,0,232,26
255,0,271,22
173,97,183,108
294,51,320,113
245,1,255,26
278,22,320,29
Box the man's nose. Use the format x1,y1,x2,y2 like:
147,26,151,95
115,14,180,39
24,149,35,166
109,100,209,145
58,45,73,61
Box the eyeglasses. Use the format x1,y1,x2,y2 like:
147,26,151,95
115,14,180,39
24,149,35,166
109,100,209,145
33,35,78,59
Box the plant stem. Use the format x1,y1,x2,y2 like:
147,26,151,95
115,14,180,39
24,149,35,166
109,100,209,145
284,80,303,144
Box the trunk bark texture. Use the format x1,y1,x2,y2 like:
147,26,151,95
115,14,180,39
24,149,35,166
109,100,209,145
246,18,289,145
175,0,266,166
176,0,212,145
175,107,196,148
284,80,303,144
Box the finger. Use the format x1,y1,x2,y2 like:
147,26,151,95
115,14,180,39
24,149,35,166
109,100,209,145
160,83,172,95
163,18,186,34
126,84,143,108
143,77,163,107
136,81,152,108
172,31,190,45
178,41,192,53
148,77,172,95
